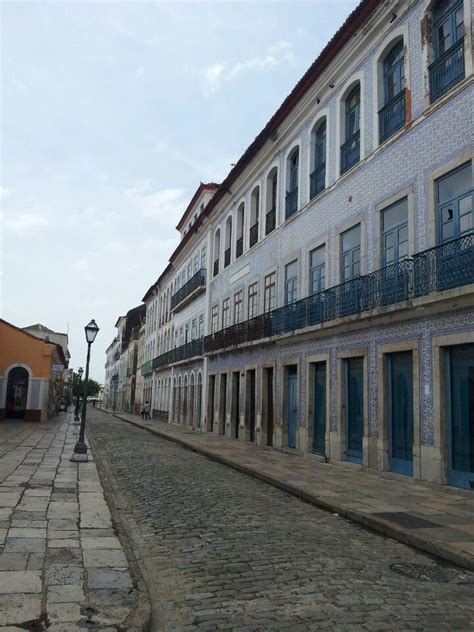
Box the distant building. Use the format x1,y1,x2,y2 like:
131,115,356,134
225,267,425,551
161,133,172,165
0,319,69,421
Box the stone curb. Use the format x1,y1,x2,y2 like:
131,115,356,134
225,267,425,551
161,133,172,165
111,412,474,573
86,427,152,632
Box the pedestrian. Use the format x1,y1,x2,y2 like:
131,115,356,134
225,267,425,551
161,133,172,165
144,401,151,420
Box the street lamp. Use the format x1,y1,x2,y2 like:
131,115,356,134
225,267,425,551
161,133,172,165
74,367,84,422
71,319,99,462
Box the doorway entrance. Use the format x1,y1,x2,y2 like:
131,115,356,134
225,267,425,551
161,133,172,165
388,351,414,476
6,367,29,419
287,366,298,449
345,357,363,463
246,369,256,442
231,372,240,439
447,344,474,489
312,362,326,455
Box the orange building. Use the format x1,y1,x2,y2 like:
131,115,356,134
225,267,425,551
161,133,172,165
0,319,68,421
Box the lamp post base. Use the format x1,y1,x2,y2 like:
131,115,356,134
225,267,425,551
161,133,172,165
70,452,89,462
70,442,88,462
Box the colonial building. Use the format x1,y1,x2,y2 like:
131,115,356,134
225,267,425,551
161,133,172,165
108,0,474,490
0,319,69,421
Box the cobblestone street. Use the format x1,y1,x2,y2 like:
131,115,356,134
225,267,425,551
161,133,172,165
89,409,474,631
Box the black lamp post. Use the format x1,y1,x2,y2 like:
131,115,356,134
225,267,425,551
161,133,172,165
71,319,99,462
74,367,84,422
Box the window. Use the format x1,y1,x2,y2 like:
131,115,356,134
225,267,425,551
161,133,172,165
213,230,220,277
310,120,326,198
437,162,472,243
211,305,219,333
193,255,199,273
179,326,185,346
248,282,259,319
198,314,204,338
224,217,232,267
341,225,361,281
234,290,243,324
266,168,278,235
379,41,406,143
381,198,408,265
264,272,277,312
201,246,207,270
222,298,230,329
286,149,299,218
187,262,192,279
341,84,360,174
250,187,260,247
185,324,189,344
285,260,298,304
191,319,197,341
309,246,326,294
236,203,245,258
430,0,465,102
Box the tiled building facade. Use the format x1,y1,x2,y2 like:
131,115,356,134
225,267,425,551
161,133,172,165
107,0,473,489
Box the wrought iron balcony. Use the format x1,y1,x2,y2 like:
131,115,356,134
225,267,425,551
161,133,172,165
141,360,153,376
170,268,206,312
224,248,231,267
152,338,204,369
213,259,219,277
236,237,243,259
429,39,465,104
413,232,474,297
310,163,326,199
204,233,473,354
113,351,120,361
265,208,276,235
340,131,360,174
379,89,406,143
285,188,298,219
249,223,259,247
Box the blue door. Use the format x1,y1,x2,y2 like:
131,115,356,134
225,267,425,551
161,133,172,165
312,363,326,455
345,358,363,463
288,367,298,448
447,344,474,489
388,352,414,476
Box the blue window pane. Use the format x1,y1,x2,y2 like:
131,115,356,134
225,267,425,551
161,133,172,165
438,163,471,204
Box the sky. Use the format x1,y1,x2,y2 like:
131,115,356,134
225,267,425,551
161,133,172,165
1,0,359,381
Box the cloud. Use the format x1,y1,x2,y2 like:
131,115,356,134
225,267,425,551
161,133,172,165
204,41,295,93
3,212,48,234
126,184,187,226
0,186,10,200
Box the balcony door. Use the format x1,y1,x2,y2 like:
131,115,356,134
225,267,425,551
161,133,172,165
387,352,414,476
447,344,474,489
6,367,29,419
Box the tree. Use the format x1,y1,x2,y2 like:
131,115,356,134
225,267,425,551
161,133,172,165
72,372,102,398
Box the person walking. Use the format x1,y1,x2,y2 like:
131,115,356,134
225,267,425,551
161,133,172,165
144,401,151,420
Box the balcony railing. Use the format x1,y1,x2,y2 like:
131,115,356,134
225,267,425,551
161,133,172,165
429,39,465,103
310,163,326,199
285,188,298,218
379,89,406,143
236,237,243,259
249,223,259,247
170,268,206,311
152,338,204,369
224,248,231,267
340,130,360,174
265,208,276,235
204,233,474,354
213,259,219,277
413,232,474,297
141,360,153,376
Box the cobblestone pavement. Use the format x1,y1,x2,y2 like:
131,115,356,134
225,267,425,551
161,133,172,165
0,413,138,631
88,409,474,631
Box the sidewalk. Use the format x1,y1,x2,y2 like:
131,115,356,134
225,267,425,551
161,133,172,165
0,411,148,631
110,410,474,572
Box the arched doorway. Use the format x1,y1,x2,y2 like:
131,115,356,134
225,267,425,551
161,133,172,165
6,367,29,419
